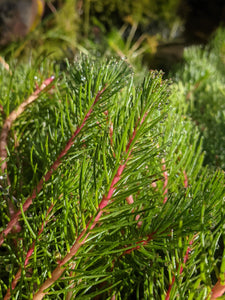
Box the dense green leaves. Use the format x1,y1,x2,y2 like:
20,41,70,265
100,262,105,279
0,56,224,299
173,28,225,169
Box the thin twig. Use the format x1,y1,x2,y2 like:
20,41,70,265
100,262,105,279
0,76,55,177
0,85,106,247
0,76,54,231
164,171,198,300
33,106,150,299
210,280,225,299
165,239,194,300
4,203,54,300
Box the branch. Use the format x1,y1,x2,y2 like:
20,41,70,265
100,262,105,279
165,239,194,300
210,280,225,299
0,77,54,230
32,106,150,299
121,233,155,256
4,203,54,300
0,86,106,247
164,171,197,300
0,76,55,177
115,166,193,300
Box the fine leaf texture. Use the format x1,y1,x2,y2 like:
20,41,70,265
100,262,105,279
0,56,224,300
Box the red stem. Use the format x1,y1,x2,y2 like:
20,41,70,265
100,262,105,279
0,77,54,222
165,240,193,300
121,233,155,256
0,86,106,247
33,106,149,299
0,77,54,177
3,203,54,300
210,280,225,299
165,171,194,300
183,170,188,188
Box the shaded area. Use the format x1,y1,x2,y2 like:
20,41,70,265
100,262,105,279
150,0,225,72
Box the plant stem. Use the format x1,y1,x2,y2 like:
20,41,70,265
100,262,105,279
33,104,150,299
165,240,194,300
0,76,54,238
0,86,106,247
0,76,54,177
4,203,54,300
210,280,225,299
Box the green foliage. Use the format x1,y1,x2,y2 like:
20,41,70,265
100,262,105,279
87,0,181,27
173,27,225,169
0,0,183,74
1,0,79,60
106,21,158,76
82,0,183,69
0,56,224,299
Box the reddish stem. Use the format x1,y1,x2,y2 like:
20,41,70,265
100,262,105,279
210,280,225,299
0,77,54,223
165,169,195,300
165,240,193,300
0,86,106,247
125,195,142,228
122,233,155,255
183,170,188,188
4,203,54,300
0,77,54,178
32,163,128,298
32,107,149,299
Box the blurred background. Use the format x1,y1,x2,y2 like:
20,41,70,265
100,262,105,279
0,0,224,72
1,0,225,170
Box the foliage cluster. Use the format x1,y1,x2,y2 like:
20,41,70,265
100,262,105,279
0,0,183,70
0,1,225,299
173,28,225,169
1,0,79,60
0,53,224,299
86,0,181,29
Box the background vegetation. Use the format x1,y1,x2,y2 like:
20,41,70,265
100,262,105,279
0,0,225,299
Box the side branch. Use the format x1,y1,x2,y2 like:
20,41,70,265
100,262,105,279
210,280,225,299
165,239,194,300
32,161,129,299
4,203,54,300
0,86,106,247
0,77,55,176
33,105,148,299
0,77,54,226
